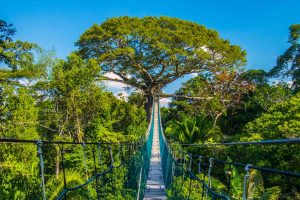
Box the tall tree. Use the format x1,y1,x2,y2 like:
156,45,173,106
269,24,300,91
0,20,16,42
76,16,246,120
0,20,42,83
49,52,100,141
169,72,252,126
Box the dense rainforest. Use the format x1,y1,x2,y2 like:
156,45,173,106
0,17,299,199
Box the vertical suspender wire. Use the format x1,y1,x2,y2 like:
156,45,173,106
109,145,114,167
136,155,143,200
206,158,213,199
197,156,205,199
82,142,91,200
170,155,175,186
60,143,67,200
187,154,193,200
207,158,213,188
92,147,100,199
97,143,104,198
37,140,46,200
118,143,122,163
201,162,206,199
82,142,89,179
97,143,102,169
226,165,233,195
164,148,170,187
109,145,116,199
180,152,185,193
198,156,203,174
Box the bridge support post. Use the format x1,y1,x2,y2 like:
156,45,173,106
109,145,114,166
82,142,91,200
198,156,203,174
97,143,102,168
37,140,46,200
59,143,67,200
205,158,214,199
187,154,193,200
242,164,252,200
92,148,100,199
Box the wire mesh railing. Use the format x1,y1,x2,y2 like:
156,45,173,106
0,102,155,200
156,99,300,200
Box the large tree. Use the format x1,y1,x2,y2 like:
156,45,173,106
269,24,300,91
77,16,246,120
0,20,43,82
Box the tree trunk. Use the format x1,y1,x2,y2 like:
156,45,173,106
213,112,223,127
145,94,154,123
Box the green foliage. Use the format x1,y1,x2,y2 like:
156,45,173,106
169,73,252,129
269,24,300,91
167,175,228,200
0,19,42,83
0,20,148,199
77,16,246,120
0,88,40,199
241,69,268,85
165,114,223,144
243,92,300,139
252,83,292,112
260,187,281,200
1,19,299,200
46,169,91,200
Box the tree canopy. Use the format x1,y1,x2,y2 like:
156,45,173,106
77,16,247,119
269,24,300,91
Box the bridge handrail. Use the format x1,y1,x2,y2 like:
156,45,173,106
56,158,130,200
156,99,300,200
173,145,300,178
0,138,140,145
180,138,300,146
145,100,155,140
157,99,230,199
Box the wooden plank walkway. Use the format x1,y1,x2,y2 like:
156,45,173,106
143,103,166,200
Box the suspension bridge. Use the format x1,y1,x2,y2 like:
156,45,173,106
0,98,300,200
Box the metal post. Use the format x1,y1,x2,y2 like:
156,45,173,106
202,164,206,198
206,158,213,200
82,142,89,180
92,148,100,198
37,140,46,200
180,152,185,192
82,142,91,200
198,156,203,174
97,143,102,168
188,154,193,200
136,156,143,200
207,158,213,188
109,145,114,167
119,144,123,162
242,164,252,200
226,166,232,194
60,144,67,200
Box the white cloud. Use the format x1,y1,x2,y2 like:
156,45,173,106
287,81,293,88
160,98,171,107
103,72,128,90
191,73,198,78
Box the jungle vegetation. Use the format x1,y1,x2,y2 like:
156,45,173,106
0,17,299,199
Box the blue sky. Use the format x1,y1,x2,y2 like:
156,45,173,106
1,0,299,97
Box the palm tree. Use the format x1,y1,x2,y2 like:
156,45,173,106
172,114,222,144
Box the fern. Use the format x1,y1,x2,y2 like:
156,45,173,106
260,186,281,200
46,169,92,200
